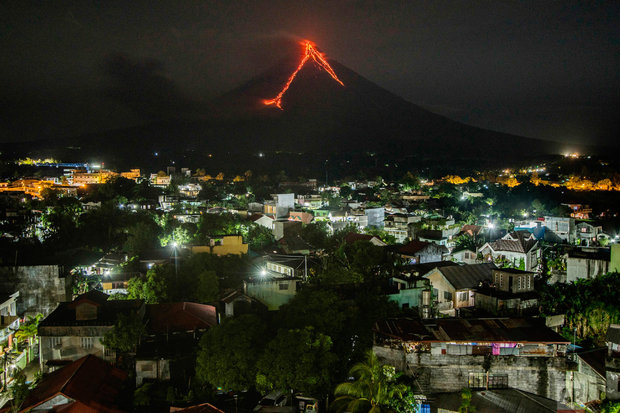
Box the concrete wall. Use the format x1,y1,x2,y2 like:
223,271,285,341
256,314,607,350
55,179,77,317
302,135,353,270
566,258,609,282
0,265,71,316
374,345,573,403
245,278,299,310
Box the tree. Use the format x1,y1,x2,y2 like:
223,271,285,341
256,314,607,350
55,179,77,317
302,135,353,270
458,388,476,413
248,223,275,250
15,313,43,346
6,369,30,413
196,314,267,392
195,270,219,303
256,327,336,396
333,350,409,413
127,265,171,303
123,220,160,256
101,311,145,353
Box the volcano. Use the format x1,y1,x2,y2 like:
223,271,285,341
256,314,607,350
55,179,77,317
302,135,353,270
2,41,592,168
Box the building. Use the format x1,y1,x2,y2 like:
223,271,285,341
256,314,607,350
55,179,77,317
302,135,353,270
101,272,141,295
120,168,141,182
191,235,248,256
576,222,603,246
564,247,610,282
607,324,620,400
135,302,217,385
423,263,496,315
450,249,477,264
478,231,541,272
0,264,72,316
343,232,387,247
544,216,576,243
14,355,128,413
475,269,538,316
386,277,432,317
38,290,145,372
397,240,448,264
244,276,300,311
288,210,313,225
251,213,275,230
373,317,571,401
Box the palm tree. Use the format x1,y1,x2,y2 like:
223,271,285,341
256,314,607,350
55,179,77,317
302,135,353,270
15,313,43,364
333,350,407,413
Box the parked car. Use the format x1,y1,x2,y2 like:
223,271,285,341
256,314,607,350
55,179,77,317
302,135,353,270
253,391,289,411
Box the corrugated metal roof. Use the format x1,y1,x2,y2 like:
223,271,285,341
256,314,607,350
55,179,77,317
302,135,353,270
434,263,497,290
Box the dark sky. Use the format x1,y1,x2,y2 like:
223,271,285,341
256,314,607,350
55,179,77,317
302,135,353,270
1,1,618,145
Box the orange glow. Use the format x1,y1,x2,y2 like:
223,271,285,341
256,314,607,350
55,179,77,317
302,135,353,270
264,41,344,109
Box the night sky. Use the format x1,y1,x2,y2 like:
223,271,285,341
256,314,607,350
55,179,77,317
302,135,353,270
1,1,618,146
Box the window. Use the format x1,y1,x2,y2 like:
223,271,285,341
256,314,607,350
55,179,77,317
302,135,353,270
279,283,289,290
518,277,522,290
80,337,94,350
458,292,468,302
104,347,114,357
527,275,531,290
443,291,453,301
50,337,62,348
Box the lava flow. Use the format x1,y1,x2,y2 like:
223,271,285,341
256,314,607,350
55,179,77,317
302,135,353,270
263,41,344,109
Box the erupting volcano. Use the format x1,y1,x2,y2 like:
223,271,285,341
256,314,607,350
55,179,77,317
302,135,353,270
263,40,345,109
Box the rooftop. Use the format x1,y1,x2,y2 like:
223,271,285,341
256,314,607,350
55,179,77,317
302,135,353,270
16,355,127,413
427,263,497,290
145,302,217,335
375,317,569,344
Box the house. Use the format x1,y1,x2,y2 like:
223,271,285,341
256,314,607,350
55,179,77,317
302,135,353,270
607,324,620,400
564,203,592,219
9,355,128,412
397,240,448,264
478,231,541,272
423,263,497,315
250,213,275,230
564,247,610,282
38,290,145,372
373,317,570,400
191,235,248,256
576,222,603,246
543,216,576,243
450,249,477,264
135,302,217,385
386,277,433,317
289,210,313,224
459,225,483,238
343,232,387,247
264,255,311,278
244,275,300,311
101,272,141,295
220,290,265,318
474,268,538,316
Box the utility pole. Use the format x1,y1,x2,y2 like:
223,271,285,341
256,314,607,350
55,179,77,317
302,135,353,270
304,255,308,281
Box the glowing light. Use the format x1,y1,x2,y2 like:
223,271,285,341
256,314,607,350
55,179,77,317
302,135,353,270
264,41,344,109
260,269,267,277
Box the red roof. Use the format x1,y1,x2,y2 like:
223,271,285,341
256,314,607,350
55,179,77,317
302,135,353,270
146,302,217,334
170,403,224,413
398,240,432,255
15,355,127,413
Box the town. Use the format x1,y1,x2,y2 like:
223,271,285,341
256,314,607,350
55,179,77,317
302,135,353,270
0,156,618,413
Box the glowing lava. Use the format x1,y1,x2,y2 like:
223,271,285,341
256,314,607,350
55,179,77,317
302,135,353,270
264,41,344,109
